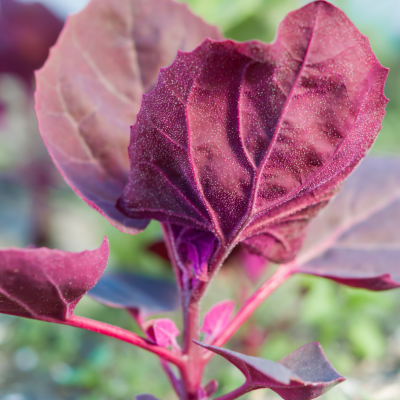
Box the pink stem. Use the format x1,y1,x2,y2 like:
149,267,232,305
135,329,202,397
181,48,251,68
52,315,184,367
205,263,296,361
213,383,253,400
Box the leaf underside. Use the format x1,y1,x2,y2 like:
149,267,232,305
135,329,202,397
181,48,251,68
35,0,222,234
297,156,400,290
195,341,344,400
118,0,388,263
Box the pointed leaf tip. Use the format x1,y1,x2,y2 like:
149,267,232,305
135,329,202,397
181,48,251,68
119,0,388,263
0,238,109,322
195,341,344,400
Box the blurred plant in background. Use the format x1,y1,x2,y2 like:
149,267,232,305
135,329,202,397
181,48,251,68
0,0,400,399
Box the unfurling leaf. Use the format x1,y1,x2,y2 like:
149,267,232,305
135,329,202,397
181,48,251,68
88,273,180,318
201,300,235,344
145,318,180,351
0,238,109,321
0,0,63,87
35,0,222,235
297,156,400,290
195,341,344,400
118,1,388,264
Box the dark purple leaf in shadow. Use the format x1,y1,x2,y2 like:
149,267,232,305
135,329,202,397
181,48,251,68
118,1,388,263
0,0,63,87
195,341,344,400
88,272,180,318
147,240,170,263
135,395,160,400
0,238,109,321
35,0,222,235
297,157,400,290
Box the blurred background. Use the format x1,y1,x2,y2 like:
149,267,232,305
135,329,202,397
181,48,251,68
0,0,400,399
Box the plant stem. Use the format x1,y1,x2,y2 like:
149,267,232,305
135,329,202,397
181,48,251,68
56,315,184,367
213,383,253,400
205,263,296,361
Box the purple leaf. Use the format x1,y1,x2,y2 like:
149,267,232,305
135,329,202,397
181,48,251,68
88,272,180,318
201,300,235,344
135,395,160,400
195,341,344,400
145,318,180,351
0,0,63,87
297,156,400,290
35,0,222,235
0,238,109,321
118,1,388,263
202,380,218,399
238,246,268,283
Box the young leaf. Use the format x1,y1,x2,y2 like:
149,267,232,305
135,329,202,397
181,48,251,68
297,156,400,290
88,272,180,318
35,0,222,235
195,341,344,400
201,300,235,344
145,318,181,351
0,0,63,87
118,1,388,263
0,238,109,321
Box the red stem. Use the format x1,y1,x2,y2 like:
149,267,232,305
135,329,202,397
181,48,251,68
51,315,184,367
205,263,296,361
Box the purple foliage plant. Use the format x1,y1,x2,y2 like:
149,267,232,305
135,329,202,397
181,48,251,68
0,0,395,399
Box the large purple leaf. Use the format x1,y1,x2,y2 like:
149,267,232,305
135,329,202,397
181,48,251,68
196,341,344,400
0,0,63,87
118,0,388,262
296,156,400,291
35,0,222,235
88,272,180,317
0,238,109,321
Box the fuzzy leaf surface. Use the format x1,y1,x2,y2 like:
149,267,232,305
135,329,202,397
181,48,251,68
0,0,63,87
297,157,400,290
119,0,388,262
35,0,222,234
196,341,344,399
201,300,235,344
88,272,180,317
0,238,109,321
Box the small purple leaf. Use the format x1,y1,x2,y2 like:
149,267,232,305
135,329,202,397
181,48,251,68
35,0,222,235
135,395,160,400
88,272,180,318
239,246,268,283
201,300,235,344
297,157,400,290
118,1,388,263
145,318,180,351
195,341,344,400
203,380,218,399
0,238,109,321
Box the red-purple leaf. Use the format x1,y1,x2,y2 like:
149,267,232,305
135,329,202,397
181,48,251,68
296,156,400,291
239,246,268,283
201,300,235,344
195,341,344,400
202,380,218,399
0,238,109,321
35,0,222,235
145,318,180,351
88,272,180,317
0,0,63,87
118,0,388,263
